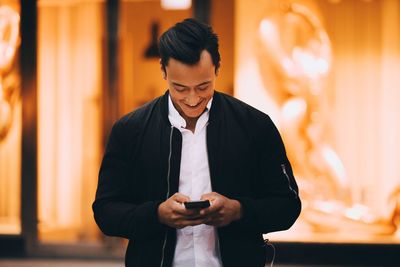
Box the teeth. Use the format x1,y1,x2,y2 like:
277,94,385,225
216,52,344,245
184,99,202,107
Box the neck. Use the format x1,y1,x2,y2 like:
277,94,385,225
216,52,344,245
183,116,197,133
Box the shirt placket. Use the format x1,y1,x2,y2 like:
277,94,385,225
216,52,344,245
182,130,194,237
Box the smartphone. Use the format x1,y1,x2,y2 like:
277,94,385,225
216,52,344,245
184,200,210,209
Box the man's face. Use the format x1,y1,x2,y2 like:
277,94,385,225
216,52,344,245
163,50,216,121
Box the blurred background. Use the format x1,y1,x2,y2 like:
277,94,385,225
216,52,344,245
0,0,399,266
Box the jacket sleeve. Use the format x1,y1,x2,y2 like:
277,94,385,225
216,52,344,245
229,115,301,234
92,120,166,240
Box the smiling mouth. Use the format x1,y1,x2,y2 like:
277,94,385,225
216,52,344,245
185,100,203,108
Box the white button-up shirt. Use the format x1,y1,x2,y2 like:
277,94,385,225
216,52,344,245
168,96,223,267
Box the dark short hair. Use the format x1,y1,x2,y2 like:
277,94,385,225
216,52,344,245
158,18,220,73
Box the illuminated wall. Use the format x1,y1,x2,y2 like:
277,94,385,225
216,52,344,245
37,0,103,243
235,0,400,243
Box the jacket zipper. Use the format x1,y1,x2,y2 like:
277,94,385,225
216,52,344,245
205,122,224,264
281,163,298,198
160,126,174,267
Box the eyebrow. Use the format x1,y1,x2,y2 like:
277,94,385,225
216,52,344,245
171,81,211,87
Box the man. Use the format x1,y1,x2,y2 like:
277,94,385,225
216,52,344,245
93,18,301,267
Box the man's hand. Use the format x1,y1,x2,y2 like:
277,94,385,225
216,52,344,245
200,192,243,227
157,193,208,229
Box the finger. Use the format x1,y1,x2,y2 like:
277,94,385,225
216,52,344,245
172,202,190,215
172,193,190,203
200,199,222,215
200,192,218,201
199,206,213,216
184,210,203,218
175,205,201,216
201,193,222,206
169,213,200,227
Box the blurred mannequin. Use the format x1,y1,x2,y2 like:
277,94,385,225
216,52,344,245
0,5,20,141
256,2,398,235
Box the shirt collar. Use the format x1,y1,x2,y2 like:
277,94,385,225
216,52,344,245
168,94,213,130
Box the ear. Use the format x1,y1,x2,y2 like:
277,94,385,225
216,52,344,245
160,59,167,80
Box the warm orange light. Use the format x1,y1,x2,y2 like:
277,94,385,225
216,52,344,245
161,0,191,10
38,0,102,242
0,2,21,235
0,6,19,70
237,0,400,243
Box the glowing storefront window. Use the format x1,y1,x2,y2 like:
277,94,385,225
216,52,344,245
37,0,103,243
236,0,400,243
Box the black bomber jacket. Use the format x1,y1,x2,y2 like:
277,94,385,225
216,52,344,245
93,91,301,267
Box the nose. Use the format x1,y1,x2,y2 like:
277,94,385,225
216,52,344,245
184,90,200,106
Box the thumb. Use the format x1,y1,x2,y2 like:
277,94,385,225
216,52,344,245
172,193,190,203
201,192,218,201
